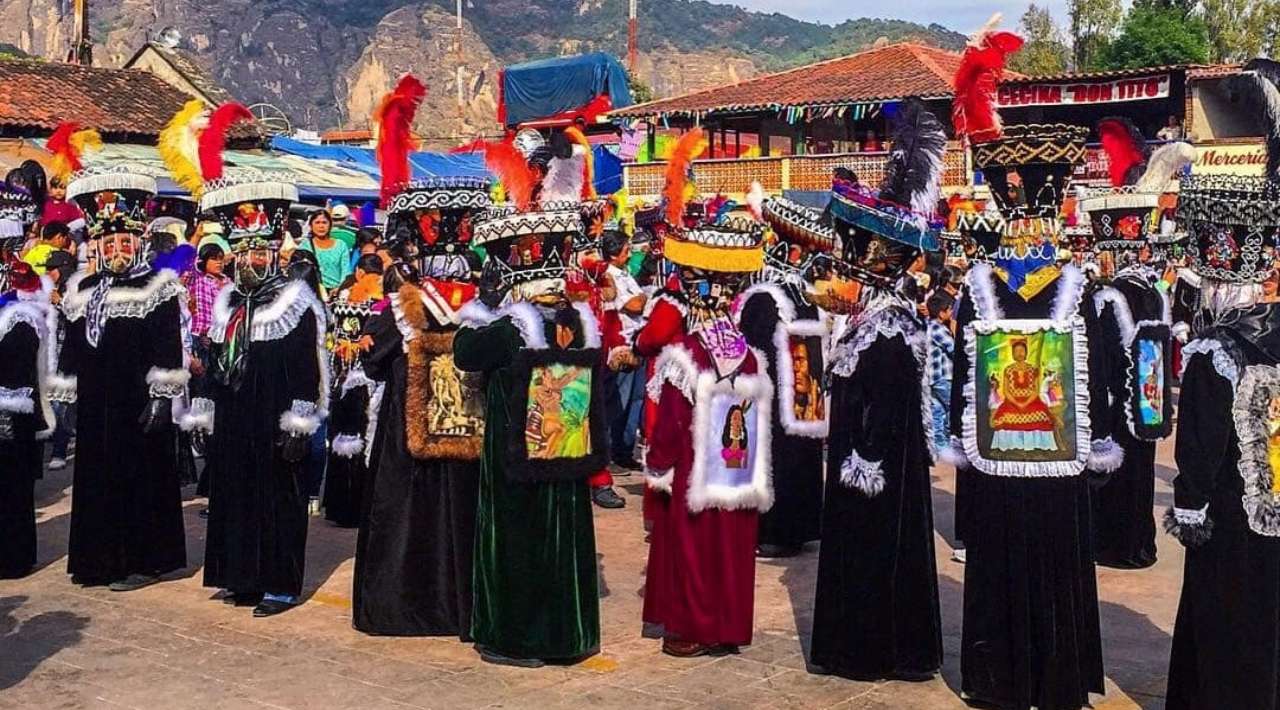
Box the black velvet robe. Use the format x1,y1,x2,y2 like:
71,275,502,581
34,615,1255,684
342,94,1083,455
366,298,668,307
58,270,187,583
1166,310,1280,710
201,280,327,598
810,301,942,679
1090,270,1166,569
949,265,1106,710
0,301,50,578
352,304,479,637
738,283,824,550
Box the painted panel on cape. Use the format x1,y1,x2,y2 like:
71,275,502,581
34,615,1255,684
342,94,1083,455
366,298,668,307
974,323,1078,463
525,363,593,459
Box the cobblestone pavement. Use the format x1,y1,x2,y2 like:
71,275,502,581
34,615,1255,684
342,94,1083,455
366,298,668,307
1,439,1179,710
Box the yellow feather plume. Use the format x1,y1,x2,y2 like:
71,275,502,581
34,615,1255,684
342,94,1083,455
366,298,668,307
159,100,210,197
564,126,595,199
48,125,103,181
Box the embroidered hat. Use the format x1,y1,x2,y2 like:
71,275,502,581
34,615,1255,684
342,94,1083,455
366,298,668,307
198,171,298,247
66,166,157,238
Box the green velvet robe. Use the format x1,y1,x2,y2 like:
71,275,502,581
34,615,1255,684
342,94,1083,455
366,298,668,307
453,310,600,661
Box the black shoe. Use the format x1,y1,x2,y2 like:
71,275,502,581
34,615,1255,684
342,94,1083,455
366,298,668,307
591,486,626,509
756,544,802,559
612,456,644,471
477,646,545,668
108,574,160,592
252,599,296,618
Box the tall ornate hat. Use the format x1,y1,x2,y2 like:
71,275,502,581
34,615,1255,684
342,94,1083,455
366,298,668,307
1078,117,1196,251
827,101,947,286
67,166,157,238
1176,58,1280,283
198,172,298,246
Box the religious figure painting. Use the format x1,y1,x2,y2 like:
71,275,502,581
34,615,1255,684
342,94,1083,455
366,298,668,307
788,336,825,423
525,363,592,460
1136,337,1165,427
974,325,1079,463
426,354,483,438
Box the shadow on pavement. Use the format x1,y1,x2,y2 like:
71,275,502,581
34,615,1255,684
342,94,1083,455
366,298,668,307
0,595,89,691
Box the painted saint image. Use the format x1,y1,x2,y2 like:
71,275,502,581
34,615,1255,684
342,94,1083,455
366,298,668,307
427,354,482,437
790,338,825,422
989,338,1058,451
525,364,592,459
721,401,751,469
1267,395,1280,493
1137,339,1164,426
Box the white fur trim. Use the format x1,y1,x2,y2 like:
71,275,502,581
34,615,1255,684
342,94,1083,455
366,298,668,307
966,262,1003,320
961,317,1093,478
146,366,190,399
1177,268,1202,289
1172,321,1190,344
774,318,831,438
839,449,886,496
363,382,385,468
331,433,365,458
736,282,797,323
1087,437,1125,473
0,386,34,414
457,299,498,329
644,467,674,493
686,366,775,513
939,436,970,467
502,301,548,350
642,291,689,320
570,301,602,348
179,397,215,433
47,373,77,403
1093,287,1137,346
648,343,699,404
279,399,322,436
1050,264,1086,323
1181,337,1240,385
61,269,184,322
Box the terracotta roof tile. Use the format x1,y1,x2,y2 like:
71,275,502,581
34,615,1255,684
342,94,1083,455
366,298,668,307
0,57,254,139
612,43,1019,118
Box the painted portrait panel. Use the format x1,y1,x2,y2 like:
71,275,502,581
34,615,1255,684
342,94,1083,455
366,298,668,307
525,363,593,460
974,325,1079,463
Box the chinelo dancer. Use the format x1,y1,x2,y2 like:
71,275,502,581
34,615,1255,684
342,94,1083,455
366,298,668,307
183,104,328,618
1078,119,1195,569
0,170,56,579
737,184,835,559
636,128,774,658
353,74,491,638
51,123,190,592
453,129,609,667
806,100,949,681
944,16,1116,710
1163,59,1280,710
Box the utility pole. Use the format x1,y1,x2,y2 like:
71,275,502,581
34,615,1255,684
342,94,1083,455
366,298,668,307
627,0,638,74
71,0,92,65
455,0,465,138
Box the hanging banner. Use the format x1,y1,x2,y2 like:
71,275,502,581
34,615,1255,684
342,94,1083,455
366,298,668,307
998,74,1170,108
1191,141,1267,176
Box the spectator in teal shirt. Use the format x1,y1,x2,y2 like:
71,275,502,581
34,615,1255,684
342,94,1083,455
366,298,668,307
299,209,352,292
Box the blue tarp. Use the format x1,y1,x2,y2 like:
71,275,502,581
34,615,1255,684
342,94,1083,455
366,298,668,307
270,137,491,181
594,145,622,196
501,52,632,127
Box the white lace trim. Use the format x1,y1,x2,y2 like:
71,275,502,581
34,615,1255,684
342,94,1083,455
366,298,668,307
1231,364,1280,536
364,382,385,469
210,280,329,344
62,269,184,322
647,343,699,404
179,397,215,433
839,449,886,497
0,386,34,414
341,365,375,397
47,373,77,403
687,367,775,513
736,282,797,324
1181,337,1240,386
1087,437,1125,473
279,399,322,435
1172,504,1208,525
146,366,190,399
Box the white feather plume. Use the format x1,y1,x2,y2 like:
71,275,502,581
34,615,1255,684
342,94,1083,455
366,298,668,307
1136,142,1196,192
541,151,585,204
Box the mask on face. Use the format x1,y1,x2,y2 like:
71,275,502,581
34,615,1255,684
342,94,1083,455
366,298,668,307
99,233,141,275
235,246,277,290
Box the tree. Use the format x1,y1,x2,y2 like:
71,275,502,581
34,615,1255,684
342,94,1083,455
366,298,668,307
1200,0,1280,62
1099,4,1209,69
1009,4,1070,75
627,70,655,104
1069,0,1122,70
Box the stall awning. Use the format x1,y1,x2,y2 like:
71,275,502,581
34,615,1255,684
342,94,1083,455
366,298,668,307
270,137,491,181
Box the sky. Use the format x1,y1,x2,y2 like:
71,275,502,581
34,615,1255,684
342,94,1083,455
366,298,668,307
710,0,1072,36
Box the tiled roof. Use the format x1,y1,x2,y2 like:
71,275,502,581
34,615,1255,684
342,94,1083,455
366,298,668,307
1004,63,1237,84
136,42,237,105
321,129,374,143
0,57,229,139
1186,64,1242,80
611,43,1021,119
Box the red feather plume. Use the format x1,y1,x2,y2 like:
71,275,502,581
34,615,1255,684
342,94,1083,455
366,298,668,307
951,15,1024,144
375,74,427,207
483,139,538,211
46,121,85,174
1096,117,1149,187
198,103,255,182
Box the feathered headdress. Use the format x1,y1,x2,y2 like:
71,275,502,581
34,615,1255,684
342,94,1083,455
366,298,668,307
483,138,539,211
1245,58,1280,179
542,148,585,204
878,100,948,217
951,14,1024,145
1135,142,1196,192
198,103,254,183
375,74,427,207
1096,117,1149,187
663,128,707,225
47,121,102,182
159,100,210,198
563,126,596,200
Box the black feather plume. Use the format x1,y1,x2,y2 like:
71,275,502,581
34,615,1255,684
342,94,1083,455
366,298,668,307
877,100,947,216
1244,58,1280,179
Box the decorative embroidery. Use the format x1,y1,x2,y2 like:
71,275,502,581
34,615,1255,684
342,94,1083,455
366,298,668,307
47,374,77,404
648,344,699,404
145,366,190,399
1181,337,1241,386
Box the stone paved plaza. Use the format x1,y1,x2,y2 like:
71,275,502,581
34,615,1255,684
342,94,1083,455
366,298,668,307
0,440,1180,710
